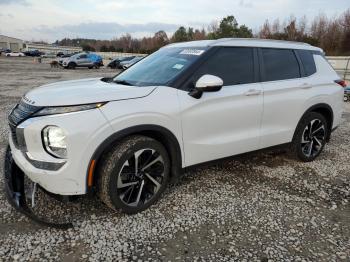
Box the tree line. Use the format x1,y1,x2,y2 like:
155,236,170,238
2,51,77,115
55,9,350,55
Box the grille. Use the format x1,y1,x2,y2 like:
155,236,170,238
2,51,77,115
9,122,18,147
8,99,42,147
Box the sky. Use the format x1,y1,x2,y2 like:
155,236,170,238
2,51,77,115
0,0,349,42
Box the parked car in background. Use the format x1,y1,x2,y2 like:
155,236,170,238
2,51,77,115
5,39,343,217
5,52,25,57
119,56,143,69
61,53,102,69
61,54,73,58
56,52,66,57
1,48,11,54
0,48,11,55
87,53,103,67
3,48,11,53
24,50,43,57
107,56,135,69
41,53,55,58
344,85,350,102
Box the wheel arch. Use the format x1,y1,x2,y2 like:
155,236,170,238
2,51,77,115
67,61,76,67
294,103,334,141
86,125,183,191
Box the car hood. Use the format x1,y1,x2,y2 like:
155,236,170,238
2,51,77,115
61,57,70,63
24,78,157,106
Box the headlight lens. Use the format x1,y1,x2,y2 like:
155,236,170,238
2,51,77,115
34,103,106,116
42,126,67,158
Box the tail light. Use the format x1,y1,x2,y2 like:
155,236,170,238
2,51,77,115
335,80,347,88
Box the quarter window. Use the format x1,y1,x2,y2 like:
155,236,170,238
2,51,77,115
262,48,301,81
297,50,317,76
194,47,255,86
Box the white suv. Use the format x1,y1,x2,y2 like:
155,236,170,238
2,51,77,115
5,39,343,214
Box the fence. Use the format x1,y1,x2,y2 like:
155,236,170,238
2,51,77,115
95,52,147,60
326,56,350,81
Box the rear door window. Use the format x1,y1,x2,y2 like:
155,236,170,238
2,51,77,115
194,47,255,86
261,48,301,81
297,50,317,76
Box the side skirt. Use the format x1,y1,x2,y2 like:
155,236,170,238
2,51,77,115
183,143,291,173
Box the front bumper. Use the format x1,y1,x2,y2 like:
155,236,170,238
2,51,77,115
4,146,73,228
4,146,25,210
9,108,113,196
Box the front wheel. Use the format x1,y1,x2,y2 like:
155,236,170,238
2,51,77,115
67,62,76,69
98,135,170,214
290,112,328,162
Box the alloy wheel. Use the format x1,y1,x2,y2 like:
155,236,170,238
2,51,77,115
117,148,165,207
301,119,326,158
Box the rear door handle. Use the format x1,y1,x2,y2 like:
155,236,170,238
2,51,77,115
300,83,312,89
245,89,262,96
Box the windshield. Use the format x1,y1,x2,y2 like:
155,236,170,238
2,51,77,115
113,47,207,86
70,54,81,59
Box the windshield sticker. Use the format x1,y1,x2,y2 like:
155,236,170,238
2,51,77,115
179,49,205,56
173,64,184,70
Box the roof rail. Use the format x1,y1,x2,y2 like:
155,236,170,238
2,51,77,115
216,38,311,46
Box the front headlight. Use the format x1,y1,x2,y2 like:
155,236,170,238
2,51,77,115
42,126,67,158
33,103,106,117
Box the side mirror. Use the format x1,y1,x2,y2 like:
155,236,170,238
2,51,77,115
189,74,223,99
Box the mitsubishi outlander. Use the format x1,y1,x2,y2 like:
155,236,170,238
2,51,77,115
5,39,344,216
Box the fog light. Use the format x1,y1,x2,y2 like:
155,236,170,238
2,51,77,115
42,126,67,158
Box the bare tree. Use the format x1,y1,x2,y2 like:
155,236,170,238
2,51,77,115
271,18,281,34
259,20,272,38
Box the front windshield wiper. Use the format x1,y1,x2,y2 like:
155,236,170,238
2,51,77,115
113,79,133,86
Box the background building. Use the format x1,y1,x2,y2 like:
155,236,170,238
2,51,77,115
0,35,24,51
0,35,82,54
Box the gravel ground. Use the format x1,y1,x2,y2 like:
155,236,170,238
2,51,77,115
0,56,349,261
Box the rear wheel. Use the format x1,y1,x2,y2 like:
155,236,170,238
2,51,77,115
98,135,170,214
290,112,328,162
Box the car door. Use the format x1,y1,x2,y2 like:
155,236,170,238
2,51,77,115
259,48,307,148
77,54,90,66
178,47,264,167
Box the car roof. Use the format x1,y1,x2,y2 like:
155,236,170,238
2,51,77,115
165,38,322,52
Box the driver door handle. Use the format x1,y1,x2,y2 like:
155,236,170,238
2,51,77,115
245,89,262,96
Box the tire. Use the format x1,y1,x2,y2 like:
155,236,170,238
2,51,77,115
98,135,170,214
344,95,349,102
290,112,328,162
67,62,76,69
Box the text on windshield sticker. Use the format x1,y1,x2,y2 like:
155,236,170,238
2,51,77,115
173,64,184,70
179,49,205,56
